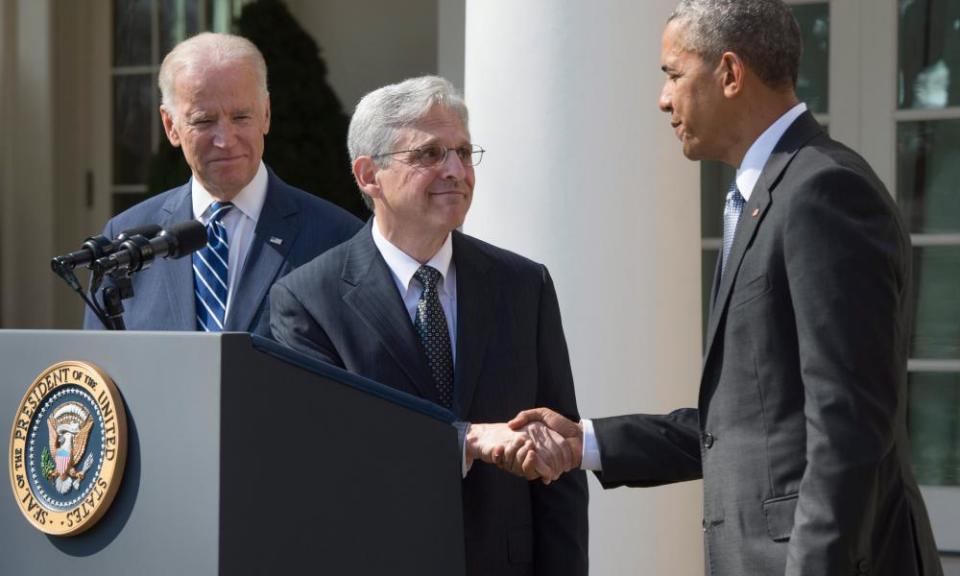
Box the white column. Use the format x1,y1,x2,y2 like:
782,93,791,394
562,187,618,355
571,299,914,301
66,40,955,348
1,0,55,328
464,1,704,573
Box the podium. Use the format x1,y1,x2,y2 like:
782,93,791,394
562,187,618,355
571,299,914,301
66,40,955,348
1,330,465,575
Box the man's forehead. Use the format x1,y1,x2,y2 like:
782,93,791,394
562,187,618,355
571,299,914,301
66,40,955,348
399,111,469,144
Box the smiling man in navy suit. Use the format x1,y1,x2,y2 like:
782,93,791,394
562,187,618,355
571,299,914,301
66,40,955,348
83,32,360,335
270,76,588,576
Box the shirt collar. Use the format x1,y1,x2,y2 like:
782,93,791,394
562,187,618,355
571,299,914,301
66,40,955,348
371,218,454,293
191,161,268,222
735,102,807,201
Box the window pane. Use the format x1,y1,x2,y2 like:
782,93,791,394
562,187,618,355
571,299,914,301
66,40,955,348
159,0,201,59
113,74,154,185
700,161,735,239
791,3,830,114
911,246,960,359
909,372,960,486
897,120,960,233
898,0,960,109
114,0,152,67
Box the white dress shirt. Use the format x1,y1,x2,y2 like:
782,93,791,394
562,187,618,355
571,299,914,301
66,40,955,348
191,161,268,324
371,219,458,362
580,102,809,471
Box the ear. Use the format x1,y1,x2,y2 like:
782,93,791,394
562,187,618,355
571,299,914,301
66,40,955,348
718,51,745,99
352,156,382,200
160,105,182,148
262,95,271,135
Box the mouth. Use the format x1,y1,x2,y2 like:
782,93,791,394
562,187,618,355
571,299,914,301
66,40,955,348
208,155,245,165
430,189,467,197
671,121,683,139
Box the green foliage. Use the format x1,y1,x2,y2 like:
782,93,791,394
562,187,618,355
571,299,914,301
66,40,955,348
146,0,367,218
41,446,55,479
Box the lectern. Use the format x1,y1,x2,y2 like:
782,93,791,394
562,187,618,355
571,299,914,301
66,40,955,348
1,330,465,575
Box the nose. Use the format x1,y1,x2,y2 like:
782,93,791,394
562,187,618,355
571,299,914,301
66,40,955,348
658,81,673,113
439,148,468,180
212,119,237,148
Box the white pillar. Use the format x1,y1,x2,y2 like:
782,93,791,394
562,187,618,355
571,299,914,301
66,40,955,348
464,1,704,573
0,0,55,328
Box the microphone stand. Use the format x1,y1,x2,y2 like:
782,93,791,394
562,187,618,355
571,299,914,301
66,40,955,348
100,271,134,331
89,263,135,331
51,258,114,329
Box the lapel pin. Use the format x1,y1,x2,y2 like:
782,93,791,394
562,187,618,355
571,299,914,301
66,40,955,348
269,237,283,245
751,208,760,218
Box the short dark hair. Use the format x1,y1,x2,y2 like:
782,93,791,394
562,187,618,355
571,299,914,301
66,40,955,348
669,0,801,90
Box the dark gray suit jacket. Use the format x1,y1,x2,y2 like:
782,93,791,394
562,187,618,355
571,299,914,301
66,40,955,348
269,222,589,576
592,112,942,576
82,168,362,336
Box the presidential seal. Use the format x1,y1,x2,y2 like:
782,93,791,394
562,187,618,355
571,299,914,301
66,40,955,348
8,361,127,536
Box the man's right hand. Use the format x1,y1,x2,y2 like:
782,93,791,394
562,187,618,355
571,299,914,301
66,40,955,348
506,408,584,479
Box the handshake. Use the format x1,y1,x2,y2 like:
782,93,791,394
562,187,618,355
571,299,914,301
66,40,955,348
465,408,582,484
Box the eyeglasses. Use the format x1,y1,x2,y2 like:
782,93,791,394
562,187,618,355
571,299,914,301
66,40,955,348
373,144,485,168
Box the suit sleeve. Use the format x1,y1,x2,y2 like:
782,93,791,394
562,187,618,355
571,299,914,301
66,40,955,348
269,280,344,366
529,266,589,576
782,168,906,575
591,408,702,488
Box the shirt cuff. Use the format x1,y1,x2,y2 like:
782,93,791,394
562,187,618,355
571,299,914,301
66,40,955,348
453,420,472,477
580,418,603,471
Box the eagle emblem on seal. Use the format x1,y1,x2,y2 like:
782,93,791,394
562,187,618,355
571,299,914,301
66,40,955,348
43,401,95,494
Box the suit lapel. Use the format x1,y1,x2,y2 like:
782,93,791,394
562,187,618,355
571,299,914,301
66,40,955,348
341,223,439,403
450,232,496,419
226,172,298,332
702,111,823,371
159,183,197,330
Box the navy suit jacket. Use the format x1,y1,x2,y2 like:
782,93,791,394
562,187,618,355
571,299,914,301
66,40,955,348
269,222,589,576
83,168,362,336
591,113,941,576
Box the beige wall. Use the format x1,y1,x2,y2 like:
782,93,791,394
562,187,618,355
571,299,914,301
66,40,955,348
285,0,438,112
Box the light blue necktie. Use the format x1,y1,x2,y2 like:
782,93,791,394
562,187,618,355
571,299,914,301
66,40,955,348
721,181,745,277
193,202,233,331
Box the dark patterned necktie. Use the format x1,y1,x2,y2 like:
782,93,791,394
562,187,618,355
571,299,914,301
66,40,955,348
413,265,454,409
721,181,745,277
193,202,233,331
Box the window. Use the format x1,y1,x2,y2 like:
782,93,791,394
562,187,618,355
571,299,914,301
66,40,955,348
897,0,960,549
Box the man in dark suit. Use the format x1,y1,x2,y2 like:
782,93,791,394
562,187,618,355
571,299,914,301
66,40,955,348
83,33,360,336
509,1,943,575
270,76,588,576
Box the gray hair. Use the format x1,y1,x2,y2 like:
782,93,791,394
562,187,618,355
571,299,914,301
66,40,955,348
158,32,269,115
348,76,469,210
669,0,801,90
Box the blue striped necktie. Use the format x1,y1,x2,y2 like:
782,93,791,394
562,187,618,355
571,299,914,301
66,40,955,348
721,181,745,277
193,202,233,331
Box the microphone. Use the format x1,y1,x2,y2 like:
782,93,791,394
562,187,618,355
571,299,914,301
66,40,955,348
51,224,163,274
92,220,208,276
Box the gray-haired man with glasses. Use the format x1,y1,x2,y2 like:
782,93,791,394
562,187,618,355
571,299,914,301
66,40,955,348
270,75,588,576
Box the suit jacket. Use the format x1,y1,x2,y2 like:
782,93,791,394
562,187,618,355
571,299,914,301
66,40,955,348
269,222,589,576
82,168,362,336
591,112,942,576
